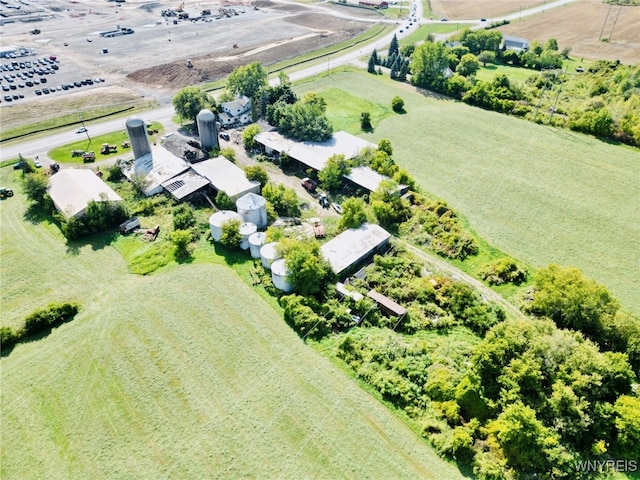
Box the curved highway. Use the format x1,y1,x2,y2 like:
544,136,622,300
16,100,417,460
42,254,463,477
0,0,576,162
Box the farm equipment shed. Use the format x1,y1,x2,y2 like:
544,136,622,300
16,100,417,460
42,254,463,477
320,223,391,277
191,156,260,201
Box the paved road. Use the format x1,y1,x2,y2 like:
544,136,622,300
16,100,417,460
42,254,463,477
0,0,576,163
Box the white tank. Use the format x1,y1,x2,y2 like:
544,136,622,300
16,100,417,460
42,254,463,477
248,232,267,259
271,258,292,293
238,222,257,250
125,116,151,159
260,242,280,270
236,192,267,228
208,210,242,242
197,109,218,152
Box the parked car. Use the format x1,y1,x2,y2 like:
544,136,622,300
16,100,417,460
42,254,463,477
301,177,317,193
34,159,42,168
219,133,230,141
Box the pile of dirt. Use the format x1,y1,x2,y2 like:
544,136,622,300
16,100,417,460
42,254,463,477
126,14,370,90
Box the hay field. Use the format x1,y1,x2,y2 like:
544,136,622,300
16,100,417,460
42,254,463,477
0,169,464,479
295,68,640,315
430,0,545,19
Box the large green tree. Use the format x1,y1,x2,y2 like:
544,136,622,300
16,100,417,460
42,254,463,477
277,95,333,142
410,41,450,90
172,86,212,124
526,264,619,342
278,238,334,296
241,123,262,149
226,61,268,99
318,154,350,193
338,197,368,231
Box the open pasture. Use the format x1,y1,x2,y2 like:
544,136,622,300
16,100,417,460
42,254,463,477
295,69,640,315
0,169,465,479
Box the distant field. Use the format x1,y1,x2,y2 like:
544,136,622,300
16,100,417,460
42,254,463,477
0,168,465,479
295,68,640,315
498,0,640,64
430,0,545,19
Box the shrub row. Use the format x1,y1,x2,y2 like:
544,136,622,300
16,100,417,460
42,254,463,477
1,302,80,350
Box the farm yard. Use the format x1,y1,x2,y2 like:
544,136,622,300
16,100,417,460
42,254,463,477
294,68,640,316
2,0,639,477
0,168,465,479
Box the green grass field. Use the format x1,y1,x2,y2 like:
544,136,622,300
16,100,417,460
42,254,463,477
0,168,465,479
295,68,640,315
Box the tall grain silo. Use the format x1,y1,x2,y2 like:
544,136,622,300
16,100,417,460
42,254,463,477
238,222,257,250
271,259,292,293
125,116,151,159
197,109,218,152
248,232,267,259
236,192,267,228
208,210,242,242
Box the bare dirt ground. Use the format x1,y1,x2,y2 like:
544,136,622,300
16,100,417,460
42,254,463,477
127,12,371,89
430,0,546,19
497,0,640,64
430,0,639,64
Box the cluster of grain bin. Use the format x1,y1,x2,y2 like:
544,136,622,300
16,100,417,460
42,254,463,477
236,192,267,228
270,258,292,292
208,210,241,241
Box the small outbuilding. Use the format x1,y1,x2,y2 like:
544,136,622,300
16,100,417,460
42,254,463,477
367,289,407,317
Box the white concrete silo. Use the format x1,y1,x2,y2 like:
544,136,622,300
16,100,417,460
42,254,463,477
236,192,267,228
260,242,281,270
248,232,267,259
125,116,151,159
271,258,292,293
197,109,219,152
208,210,242,242
239,222,257,250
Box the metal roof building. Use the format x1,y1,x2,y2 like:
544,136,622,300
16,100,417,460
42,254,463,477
123,147,190,196
344,166,393,193
254,130,375,172
191,156,260,200
320,223,391,276
48,169,122,219
161,169,210,201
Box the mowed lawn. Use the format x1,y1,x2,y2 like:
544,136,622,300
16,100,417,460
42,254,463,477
0,172,464,479
295,69,640,315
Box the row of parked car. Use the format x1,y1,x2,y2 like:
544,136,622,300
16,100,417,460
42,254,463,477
1,56,61,103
